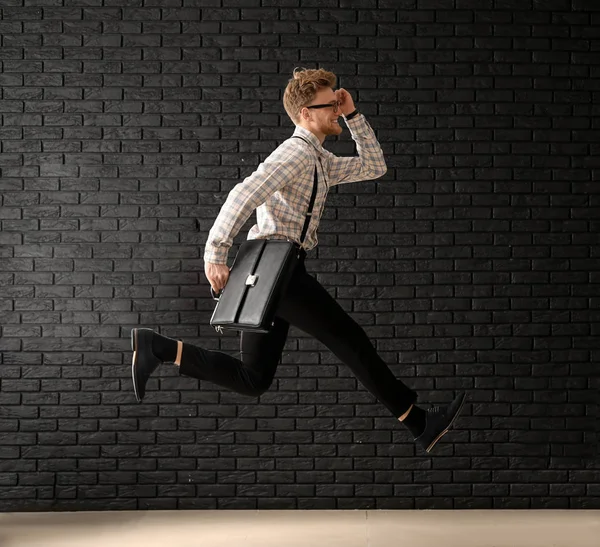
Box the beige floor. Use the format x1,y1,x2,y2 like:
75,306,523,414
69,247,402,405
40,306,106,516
0,509,598,547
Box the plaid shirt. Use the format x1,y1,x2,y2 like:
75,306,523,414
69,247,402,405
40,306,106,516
204,113,387,265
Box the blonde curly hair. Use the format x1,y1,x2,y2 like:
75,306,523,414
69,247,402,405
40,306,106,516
283,67,337,124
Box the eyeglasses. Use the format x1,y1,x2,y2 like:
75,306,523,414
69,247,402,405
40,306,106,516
305,101,340,113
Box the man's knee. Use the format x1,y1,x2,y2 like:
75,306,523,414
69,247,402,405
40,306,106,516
239,353,279,397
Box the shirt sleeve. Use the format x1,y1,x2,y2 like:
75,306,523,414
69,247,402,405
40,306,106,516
323,113,387,187
203,142,310,265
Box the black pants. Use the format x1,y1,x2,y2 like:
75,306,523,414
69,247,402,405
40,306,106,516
179,257,417,418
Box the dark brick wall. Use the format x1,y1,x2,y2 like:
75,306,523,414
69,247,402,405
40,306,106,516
1,0,599,510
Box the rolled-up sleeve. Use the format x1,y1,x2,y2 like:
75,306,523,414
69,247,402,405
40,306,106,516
203,143,309,265
324,114,387,186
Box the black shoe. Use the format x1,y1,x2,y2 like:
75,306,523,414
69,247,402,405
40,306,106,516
131,328,162,403
414,392,466,453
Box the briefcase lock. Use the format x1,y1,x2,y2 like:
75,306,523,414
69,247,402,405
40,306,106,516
245,274,258,287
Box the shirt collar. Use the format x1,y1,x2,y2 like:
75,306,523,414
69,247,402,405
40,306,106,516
292,125,324,154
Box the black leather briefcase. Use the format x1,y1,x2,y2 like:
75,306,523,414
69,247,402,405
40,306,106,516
209,136,319,334
209,239,303,333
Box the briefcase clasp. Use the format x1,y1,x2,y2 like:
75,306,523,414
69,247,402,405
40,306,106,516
245,274,258,287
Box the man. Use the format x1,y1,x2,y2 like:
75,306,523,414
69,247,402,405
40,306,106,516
131,68,465,453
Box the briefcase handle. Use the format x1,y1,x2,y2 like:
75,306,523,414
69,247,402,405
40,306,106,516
210,287,222,301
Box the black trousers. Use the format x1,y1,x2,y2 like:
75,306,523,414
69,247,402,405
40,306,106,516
179,257,417,418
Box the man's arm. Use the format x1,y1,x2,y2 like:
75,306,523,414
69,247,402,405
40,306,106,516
324,113,387,186
204,143,309,265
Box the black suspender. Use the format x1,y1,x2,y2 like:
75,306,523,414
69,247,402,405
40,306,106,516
291,135,320,245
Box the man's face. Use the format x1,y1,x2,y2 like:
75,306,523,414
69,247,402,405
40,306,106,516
302,87,342,139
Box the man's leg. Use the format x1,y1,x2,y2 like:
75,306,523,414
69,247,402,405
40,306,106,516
176,318,290,397
276,265,418,419
132,317,290,399
275,265,466,452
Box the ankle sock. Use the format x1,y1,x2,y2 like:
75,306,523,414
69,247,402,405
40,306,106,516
402,405,427,438
152,332,178,362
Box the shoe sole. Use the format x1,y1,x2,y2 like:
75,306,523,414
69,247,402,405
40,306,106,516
425,393,466,453
131,328,141,403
